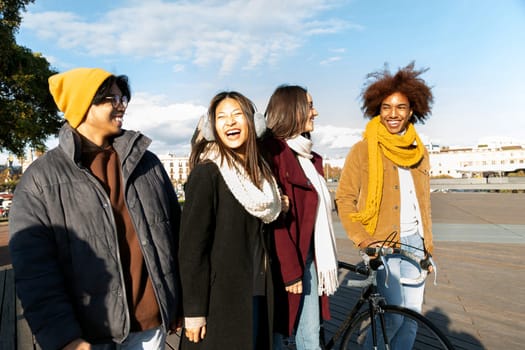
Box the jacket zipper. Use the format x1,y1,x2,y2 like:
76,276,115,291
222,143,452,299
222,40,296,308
80,166,131,338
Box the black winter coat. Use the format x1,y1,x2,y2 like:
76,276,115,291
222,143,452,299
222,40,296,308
179,161,274,350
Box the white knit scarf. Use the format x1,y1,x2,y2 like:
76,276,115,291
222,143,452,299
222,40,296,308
286,135,339,295
204,145,282,224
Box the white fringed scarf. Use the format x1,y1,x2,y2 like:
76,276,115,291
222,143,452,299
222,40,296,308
204,145,282,224
287,135,339,296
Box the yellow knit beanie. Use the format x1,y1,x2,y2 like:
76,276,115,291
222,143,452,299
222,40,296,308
48,68,113,128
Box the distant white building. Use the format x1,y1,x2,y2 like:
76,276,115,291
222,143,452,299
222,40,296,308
429,142,525,178
157,153,190,189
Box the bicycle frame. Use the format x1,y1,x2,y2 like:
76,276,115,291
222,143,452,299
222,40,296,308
322,263,381,349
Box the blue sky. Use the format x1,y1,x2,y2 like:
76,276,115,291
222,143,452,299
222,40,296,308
7,0,525,162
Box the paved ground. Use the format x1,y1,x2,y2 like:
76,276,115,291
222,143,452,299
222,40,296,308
2,192,525,349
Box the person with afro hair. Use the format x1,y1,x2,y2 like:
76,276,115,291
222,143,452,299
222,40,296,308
336,62,435,349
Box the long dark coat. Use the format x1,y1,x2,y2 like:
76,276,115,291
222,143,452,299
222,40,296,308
262,137,331,336
178,161,274,350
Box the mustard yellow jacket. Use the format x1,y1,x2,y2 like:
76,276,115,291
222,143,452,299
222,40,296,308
335,139,434,254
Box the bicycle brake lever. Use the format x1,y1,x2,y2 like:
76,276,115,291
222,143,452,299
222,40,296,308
428,256,437,286
380,255,389,288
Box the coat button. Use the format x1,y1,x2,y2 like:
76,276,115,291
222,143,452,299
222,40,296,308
394,205,399,210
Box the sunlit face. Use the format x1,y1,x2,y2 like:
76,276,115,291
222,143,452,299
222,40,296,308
215,98,249,157
303,92,318,133
379,92,413,134
77,83,126,146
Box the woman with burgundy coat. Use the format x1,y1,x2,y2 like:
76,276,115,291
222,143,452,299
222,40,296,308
263,85,339,350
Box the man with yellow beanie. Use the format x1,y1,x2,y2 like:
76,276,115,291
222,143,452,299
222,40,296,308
335,62,435,349
9,67,182,350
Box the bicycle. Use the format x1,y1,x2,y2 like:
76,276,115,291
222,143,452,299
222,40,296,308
319,243,455,350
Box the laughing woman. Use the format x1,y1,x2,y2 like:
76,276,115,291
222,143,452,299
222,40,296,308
179,91,282,350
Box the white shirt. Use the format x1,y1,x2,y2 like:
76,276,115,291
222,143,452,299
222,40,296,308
398,167,424,237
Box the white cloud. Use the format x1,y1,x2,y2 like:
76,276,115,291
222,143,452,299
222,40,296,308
320,56,342,65
172,64,185,73
22,0,352,75
312,124,363,158
303,19,349,35
124,92,207,156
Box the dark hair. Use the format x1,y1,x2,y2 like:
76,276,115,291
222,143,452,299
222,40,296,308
265,85,309,139
190,91,273,188
361,62,433,123
92,75,131,104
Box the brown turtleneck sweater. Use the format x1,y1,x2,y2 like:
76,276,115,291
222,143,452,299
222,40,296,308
81,138,161,331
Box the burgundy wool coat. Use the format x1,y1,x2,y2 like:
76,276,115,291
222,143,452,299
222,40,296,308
262,137,330,336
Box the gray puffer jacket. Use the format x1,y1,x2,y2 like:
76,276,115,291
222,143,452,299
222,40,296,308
8,124,181,350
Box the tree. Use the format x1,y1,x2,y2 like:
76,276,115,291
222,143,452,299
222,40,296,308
323,163,342,182
1,0,62,156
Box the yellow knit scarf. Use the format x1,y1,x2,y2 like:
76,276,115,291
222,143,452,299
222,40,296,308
350,116,425,235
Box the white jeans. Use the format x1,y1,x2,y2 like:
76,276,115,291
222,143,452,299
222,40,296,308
92,327,166,350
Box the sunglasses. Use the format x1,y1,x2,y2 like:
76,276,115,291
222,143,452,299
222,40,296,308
104,95,129,108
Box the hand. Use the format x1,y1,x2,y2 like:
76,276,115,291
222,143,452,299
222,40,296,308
285,280,303,294
427,263,434,273
62,339,91,350
281,194,290,213
185,325,206,343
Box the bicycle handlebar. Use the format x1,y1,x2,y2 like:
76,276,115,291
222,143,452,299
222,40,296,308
346,269,377,288
364,246,400,256
337,261,376,287
341,246,437,288
369,247,431,285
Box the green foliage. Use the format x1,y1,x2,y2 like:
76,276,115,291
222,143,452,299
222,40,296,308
1,0,62,156
0,165,20,192
0,0,32,31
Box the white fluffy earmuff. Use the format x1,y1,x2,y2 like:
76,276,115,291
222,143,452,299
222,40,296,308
253,112,267,138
